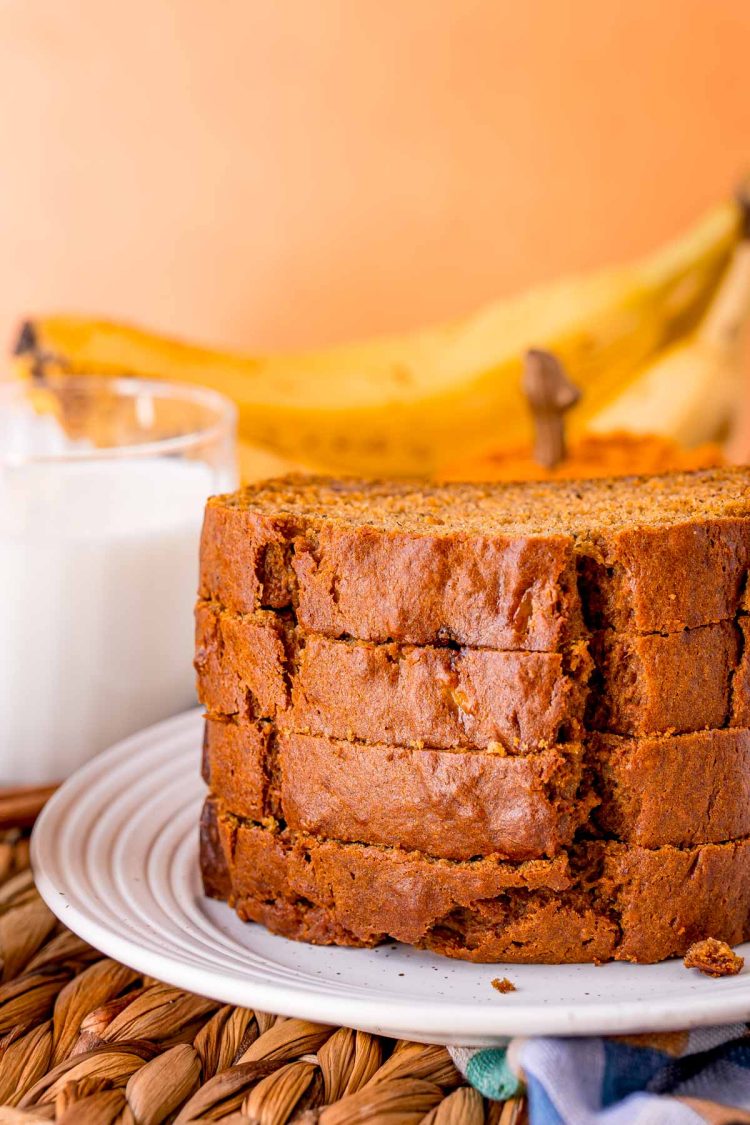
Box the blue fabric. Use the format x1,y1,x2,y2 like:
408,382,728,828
601,1042,679,1103
449,1024,750,1123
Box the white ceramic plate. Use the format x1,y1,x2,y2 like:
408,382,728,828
32,709,750,1046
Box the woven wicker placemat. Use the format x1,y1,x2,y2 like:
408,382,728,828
0,828,527,1123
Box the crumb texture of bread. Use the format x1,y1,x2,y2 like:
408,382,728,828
203,713,590,861
589,729,750,847
683,937,745,977
587,622,742,736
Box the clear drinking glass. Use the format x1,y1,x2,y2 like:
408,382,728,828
0,377,237,784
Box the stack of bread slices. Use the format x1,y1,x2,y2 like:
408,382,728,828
197,469,750,964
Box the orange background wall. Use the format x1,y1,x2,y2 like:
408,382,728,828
1,0,749,355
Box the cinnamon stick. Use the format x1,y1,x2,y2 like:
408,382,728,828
0,785,58,829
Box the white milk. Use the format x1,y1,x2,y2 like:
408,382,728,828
0,456,222,784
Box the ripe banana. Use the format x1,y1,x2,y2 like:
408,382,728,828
13,201,740,477
590,199,750,448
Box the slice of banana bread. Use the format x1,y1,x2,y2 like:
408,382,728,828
200,797,750,964
195,601,592,753
203,718,750,856
199,469,750,649
588,621,743,736
197,600,750,745
202,716,591,861
591,727,750,846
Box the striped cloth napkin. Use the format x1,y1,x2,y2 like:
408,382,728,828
449,1026,750,1123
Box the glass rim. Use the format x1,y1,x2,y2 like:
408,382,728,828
0,376,237,466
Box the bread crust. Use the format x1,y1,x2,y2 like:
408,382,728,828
200,798,750,963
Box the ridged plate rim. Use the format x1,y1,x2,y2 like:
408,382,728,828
30,709,750,1045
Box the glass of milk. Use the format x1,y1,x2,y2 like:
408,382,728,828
0,377,237,785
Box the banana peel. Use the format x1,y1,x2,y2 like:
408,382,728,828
590,218,750,447
12,201,740,478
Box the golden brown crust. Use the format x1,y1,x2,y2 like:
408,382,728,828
199,792,232,901
200,798,750,964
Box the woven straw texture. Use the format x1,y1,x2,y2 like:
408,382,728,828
0,828,527,1123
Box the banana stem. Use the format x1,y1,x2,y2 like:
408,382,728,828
522,349,581,469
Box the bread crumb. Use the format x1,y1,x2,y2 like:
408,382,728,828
683,938,744,978
491,977,516,993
